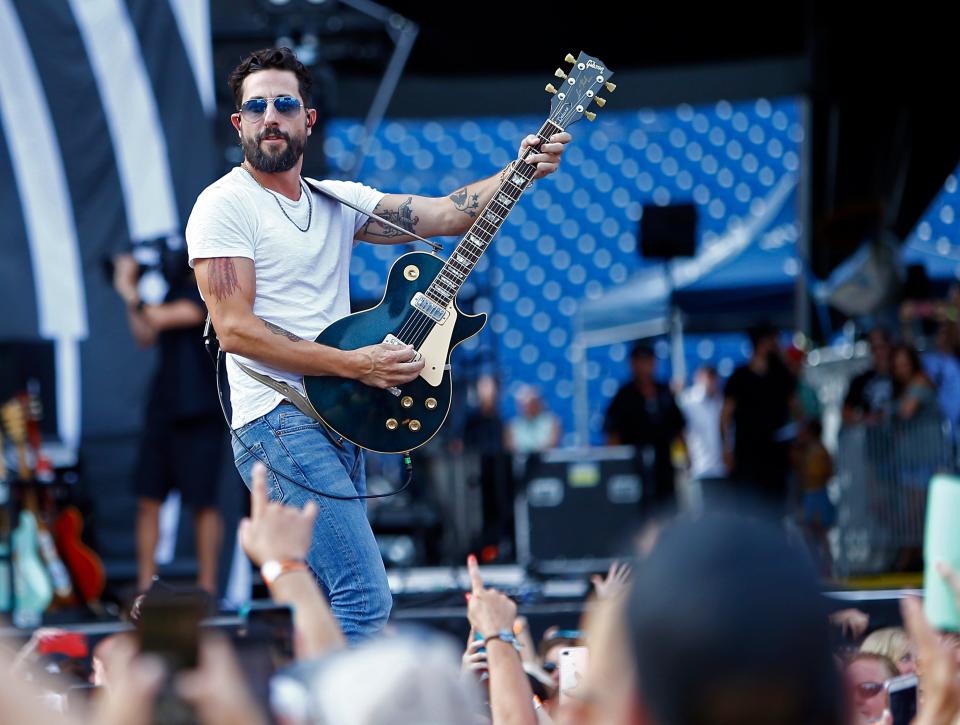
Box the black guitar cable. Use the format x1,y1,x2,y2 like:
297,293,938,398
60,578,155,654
204,317,414,501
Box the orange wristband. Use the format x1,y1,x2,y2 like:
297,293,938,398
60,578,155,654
260,559,308,587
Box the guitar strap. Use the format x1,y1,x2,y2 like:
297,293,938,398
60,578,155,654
234,360,323,422
302,178,442,252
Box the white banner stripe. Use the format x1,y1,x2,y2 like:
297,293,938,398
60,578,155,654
68,0,179,241
169,0,216,117
0,0,87,339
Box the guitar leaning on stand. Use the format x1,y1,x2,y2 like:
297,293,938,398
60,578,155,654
299,51,615,453
1,399,54,626
23,387,106,609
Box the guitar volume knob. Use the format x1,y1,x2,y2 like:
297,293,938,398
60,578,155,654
425,398,437,410
385,418,398,430
401,396,413,409
408,420,421,432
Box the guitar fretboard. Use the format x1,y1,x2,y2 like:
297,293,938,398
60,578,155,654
423,119,564,308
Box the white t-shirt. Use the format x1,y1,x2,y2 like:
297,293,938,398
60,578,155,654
678,386,725,479
185,167,385,428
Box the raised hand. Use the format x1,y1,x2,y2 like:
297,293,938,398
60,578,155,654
590,561,632,601
238,462,317,566
466,554,517,639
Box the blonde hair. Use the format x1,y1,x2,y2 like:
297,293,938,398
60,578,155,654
860,627,910,666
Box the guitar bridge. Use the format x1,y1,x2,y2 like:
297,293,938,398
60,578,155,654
410,292,449,324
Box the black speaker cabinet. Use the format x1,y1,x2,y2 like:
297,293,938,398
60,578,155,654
515,446,643,574
639,203,697,259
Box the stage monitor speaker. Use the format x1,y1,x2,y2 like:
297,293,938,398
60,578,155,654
639,203,697,259
515,446,642,574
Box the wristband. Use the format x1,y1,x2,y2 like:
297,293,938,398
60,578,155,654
483,629,521,651
260,559,308,587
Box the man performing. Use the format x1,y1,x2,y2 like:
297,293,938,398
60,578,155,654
186,47,569,640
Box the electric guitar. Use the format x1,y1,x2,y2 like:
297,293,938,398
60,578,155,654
0,399,54,622
303,51,614,453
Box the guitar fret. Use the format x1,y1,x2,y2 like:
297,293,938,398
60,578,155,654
504,178,524,193
451,252,473,268
497,193,514,207
469,233,486,247
484,209,502,224
455,253,470,266
511,172,527,187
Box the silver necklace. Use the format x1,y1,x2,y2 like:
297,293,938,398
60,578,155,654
242,164,312,233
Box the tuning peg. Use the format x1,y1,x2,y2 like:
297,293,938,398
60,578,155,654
554,68,567,80
585,111,596,122
545,83,558,94
565,53,576,64
595,97,607,108
605,82,617,93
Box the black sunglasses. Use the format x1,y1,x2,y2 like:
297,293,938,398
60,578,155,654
238,96,302,121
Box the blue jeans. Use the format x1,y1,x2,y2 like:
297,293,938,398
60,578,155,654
231,402,392,641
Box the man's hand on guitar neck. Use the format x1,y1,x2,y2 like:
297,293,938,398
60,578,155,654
349,342,425,389
518,132,572,181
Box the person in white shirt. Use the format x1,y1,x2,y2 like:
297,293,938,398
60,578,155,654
679,366,726,509
186,47,570,640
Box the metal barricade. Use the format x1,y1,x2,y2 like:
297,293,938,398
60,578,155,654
833,418,956,576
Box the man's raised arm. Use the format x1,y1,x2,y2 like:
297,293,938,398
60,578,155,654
355,132,571,244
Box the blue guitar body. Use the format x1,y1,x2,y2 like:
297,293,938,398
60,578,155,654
304,251,486,453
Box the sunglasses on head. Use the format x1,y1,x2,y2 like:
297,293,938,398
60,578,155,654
238,95,302,121
855,682,884,698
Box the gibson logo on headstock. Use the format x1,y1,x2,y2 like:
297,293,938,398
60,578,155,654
586,60,605,72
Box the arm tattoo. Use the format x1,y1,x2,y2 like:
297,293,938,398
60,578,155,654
359,197,420,239
264,320,302,343
448,186,480,218
209,258,240,301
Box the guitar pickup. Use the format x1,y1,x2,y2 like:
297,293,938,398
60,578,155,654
383,334,423,365
410,292,449,324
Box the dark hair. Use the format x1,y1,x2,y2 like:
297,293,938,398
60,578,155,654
228,47,312,110
630,341,656,360
747,323,778,348
891,343,932,397
866,328,892,347
627,512,843,725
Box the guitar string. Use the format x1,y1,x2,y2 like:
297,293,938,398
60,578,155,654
395,138,543,350
393,104,578,352
394,126,547,346
396,122,556,352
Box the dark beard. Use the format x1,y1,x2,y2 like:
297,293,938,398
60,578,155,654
242,127,306,173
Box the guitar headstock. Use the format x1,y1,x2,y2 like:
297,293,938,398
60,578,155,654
545,51,614,129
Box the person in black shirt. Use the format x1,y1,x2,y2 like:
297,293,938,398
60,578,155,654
842,328,894,425
113,249,224,595
604,343,685,509
721,324,797,507
461,375,514,559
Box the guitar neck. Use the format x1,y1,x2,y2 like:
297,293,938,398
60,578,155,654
424,119,563,307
